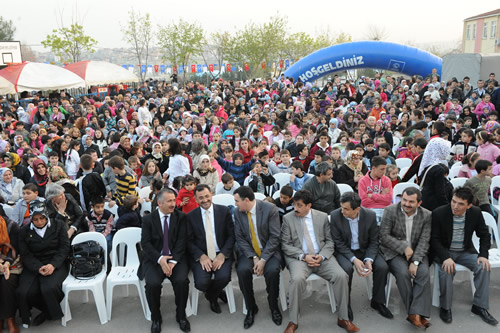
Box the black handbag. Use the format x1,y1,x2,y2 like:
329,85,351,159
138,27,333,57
69,240,104,279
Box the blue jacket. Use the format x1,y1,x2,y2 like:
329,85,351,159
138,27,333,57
216,157,254,185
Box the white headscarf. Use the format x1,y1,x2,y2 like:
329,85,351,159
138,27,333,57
418,138,451,176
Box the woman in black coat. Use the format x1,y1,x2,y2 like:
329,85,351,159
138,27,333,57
17,202,70,326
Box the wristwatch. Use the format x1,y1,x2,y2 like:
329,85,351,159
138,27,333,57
413,261,420,266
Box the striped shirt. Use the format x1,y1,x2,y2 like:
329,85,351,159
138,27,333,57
450,215,466,251
113,171,138,206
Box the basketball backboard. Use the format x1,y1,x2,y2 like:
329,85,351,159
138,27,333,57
0,41,22,66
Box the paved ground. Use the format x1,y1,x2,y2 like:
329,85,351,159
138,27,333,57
12,268,500,333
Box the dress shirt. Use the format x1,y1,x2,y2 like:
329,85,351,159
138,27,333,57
200,205,220,252
158,210,177,264
301,211,320,255
249,201,262,249
402,207,417,245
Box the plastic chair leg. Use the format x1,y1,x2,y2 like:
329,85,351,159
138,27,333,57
92,285,108,324
191,288,199,316
106,283,114,321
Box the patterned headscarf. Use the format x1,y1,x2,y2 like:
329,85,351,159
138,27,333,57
418,138,451,176
484,121,499,134
48,166,70,182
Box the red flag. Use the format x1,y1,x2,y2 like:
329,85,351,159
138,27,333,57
262,62,266,69
209,64,214,72
279,60,284,68
244,63,249,71
191,65,196,73
226,63,232,72
173,65,177,73
154,65,159,72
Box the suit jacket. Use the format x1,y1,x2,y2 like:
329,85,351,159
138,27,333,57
379,203,431,263
281,209,334,265
430,205,490,263
186,204,235,261
329,207,379,262
233,200,281,262
139,209,187,279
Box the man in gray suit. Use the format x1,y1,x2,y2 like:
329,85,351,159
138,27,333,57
379,187,432,329
233,186,282,329
281,190,359,333
330,192,392,321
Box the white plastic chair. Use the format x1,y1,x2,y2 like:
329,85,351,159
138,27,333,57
61,232,108,326
274,173,291,189
242,274,287,314
140,201,152,215
306,274,336,313
395,158,412,170
139,187,152,199
106,227,148,320
2,204,14,221
450,177,468,189
105,202,119,223
191,283,237,315
448,163,462,180
490,176,500,223
392,137,400,149
212,194,235,207
392,182,419,204
337,184,354,196
272,190,296,200
263,131,273,142
254,193,266,201
144,279,193,320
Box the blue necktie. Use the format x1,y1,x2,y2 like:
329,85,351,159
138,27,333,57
162,215,170,256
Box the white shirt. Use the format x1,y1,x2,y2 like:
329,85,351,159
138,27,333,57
165,155,190,186
30,220,51,238
402,207,418,244
249,201,262,249
301,211,320,255
200,205,220,252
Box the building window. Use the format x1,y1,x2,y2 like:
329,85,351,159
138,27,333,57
472,24,476,39
483,22,488,39
466,25,471,40
492,21,497,38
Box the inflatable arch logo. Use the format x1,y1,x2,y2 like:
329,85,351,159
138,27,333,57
283,41,442,82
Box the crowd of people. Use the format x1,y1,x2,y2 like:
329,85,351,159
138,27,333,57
0,69,499,333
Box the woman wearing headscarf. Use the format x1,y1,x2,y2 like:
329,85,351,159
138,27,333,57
3,153,31,185
47,166,80,203
327,118,342,144
81,135,101,158
193,154,218,194
0,206,20,333
0,141,10,155
0,168,24,204
30,159,49,197
117,136,132,160
17,201,70,327
337,150,368,192
418,138,453,211
142,141,169,174
371,119,393,148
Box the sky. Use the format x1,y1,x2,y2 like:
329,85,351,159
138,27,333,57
4,0,499,52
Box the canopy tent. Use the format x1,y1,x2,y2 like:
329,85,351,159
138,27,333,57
0,62,86,93
64,61,139,86
0,76,15,95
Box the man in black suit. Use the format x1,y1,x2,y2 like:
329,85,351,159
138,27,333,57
139,189,191,333
431,187,497,326
186,184,235,314
233,186,282,329
330,192,392,321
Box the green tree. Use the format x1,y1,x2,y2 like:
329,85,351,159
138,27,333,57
0,16,15,41
122,11,154,82
157,19,205,81
202,31,232,79
41,23,97,63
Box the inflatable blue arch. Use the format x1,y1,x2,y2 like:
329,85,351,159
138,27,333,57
283,41,442,82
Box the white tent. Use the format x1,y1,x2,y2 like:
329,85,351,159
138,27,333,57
64,61,139,86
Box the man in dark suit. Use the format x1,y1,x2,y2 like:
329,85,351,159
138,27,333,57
379,187,432,329
139,189,191,333
186,184,235,314
233,186,282,329
330,192,392,321
431,187,497,325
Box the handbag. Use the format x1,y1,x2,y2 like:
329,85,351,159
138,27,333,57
0,242,23,275
69,240,104,279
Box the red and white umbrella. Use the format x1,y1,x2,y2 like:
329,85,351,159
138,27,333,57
0,62,86,93
0,76,15,95
65,61,139,86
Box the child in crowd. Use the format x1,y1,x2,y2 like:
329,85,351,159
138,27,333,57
276,149,293,174
386,164,400,188
465,159,494,215
216,152,255,185
293,144,313,172
48,151,64,168
397,137,418,160
363,138,377,167
108,155,139,207
377,143,397,165
476,131,500,163
308,150,325,174
449,128,477,164
12,183,45,226
215,173,241,195
128,155,142,180
493,155,500,176
116,194,142,230
176,175,199,213
273,185,294,224
247,161,275,196
80,154,107,213
87,196,115,252
289,160,311,191
458,152,480,178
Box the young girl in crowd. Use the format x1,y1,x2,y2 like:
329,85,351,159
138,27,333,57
385,164,400,188
458,152,480,178
176,175,199,213
476,131,500,163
